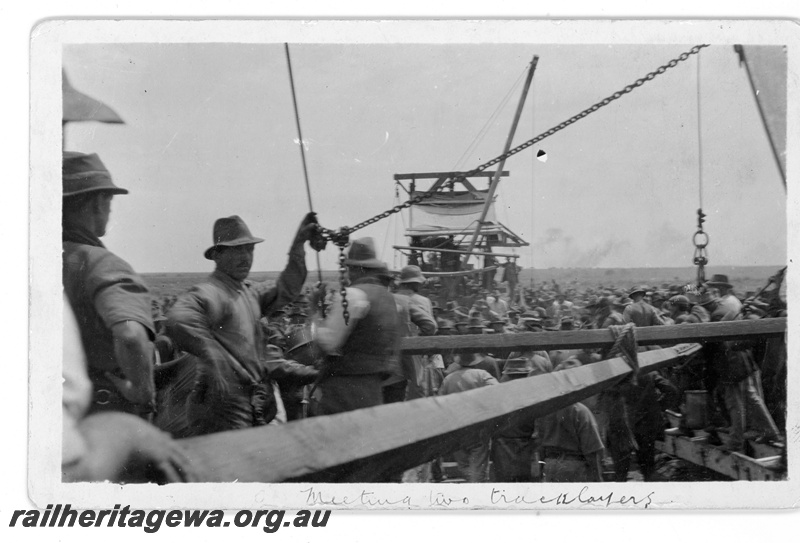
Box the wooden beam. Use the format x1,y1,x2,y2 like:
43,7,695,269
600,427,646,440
394,171,509,180
400,318,787,356
393,245,520,258
179,344,700,483
657,434,785,481
418,266,498,278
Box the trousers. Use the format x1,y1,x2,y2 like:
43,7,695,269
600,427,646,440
453,440,490,483
723,374,780,451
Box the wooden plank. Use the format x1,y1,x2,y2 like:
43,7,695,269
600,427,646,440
657,434,785,481
394,171,509,180
393,245,520,258
400,317,787,356
179,344,700,483
420,266,498,278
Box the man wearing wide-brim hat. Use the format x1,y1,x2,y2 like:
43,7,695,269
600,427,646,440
704,273,743,322
622,285,665,327
311,237,402,417
438,349,499,483
62,151,157,417
394,265,439,401
166,211,318,435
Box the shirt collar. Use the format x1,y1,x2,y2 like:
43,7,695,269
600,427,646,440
211,269,247,292
62,222,104,248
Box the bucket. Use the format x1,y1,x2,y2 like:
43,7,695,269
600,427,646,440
684,390,709,430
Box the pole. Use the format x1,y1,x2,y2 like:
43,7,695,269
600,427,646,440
285,43,326,291
734,45,787,191
461,55,539,267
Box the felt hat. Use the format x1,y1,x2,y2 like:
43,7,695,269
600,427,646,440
489,320,507,333
467,317,484,328
517,317,543,332
669,295,691,308
629,285,649,297
542,318,561,331
614,296,633,308
63,152,128,197
698,294,717,307
705,274,733,289
285,326,314,354
503,358,533,376
399,265,426,284
344,237,387,269
204,215,264,259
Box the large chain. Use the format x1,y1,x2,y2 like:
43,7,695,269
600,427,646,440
693,208,709,287
337,243,350,325
319,44,708,239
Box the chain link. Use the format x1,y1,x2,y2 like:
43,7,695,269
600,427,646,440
337,244,350,325
318,45,707,238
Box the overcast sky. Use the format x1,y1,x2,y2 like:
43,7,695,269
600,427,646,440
63,43,787,273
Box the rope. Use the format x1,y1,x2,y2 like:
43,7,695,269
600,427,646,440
607,323,640,385
696,53,704,210
452,65,528,171
692,48,708,287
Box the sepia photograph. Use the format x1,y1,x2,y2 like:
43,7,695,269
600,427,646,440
27,18,798,511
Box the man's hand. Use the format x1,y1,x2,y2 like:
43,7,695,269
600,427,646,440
105,372,155,410
111,321,156,407
64,412,202,483
308,282,327,314
293,212,322,247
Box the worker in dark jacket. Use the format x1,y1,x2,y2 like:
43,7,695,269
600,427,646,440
166,213,316,435
312,238,401,415
62,152,156,417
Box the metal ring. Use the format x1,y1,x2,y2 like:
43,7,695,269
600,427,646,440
693,230,709,248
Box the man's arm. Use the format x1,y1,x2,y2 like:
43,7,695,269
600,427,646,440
259,213,317,315
408,300,437,336
107,321,156,409
313,288,370,354
263,359,319,386
166,288,248,396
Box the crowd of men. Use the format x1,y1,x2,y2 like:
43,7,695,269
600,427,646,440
62,150,787,484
